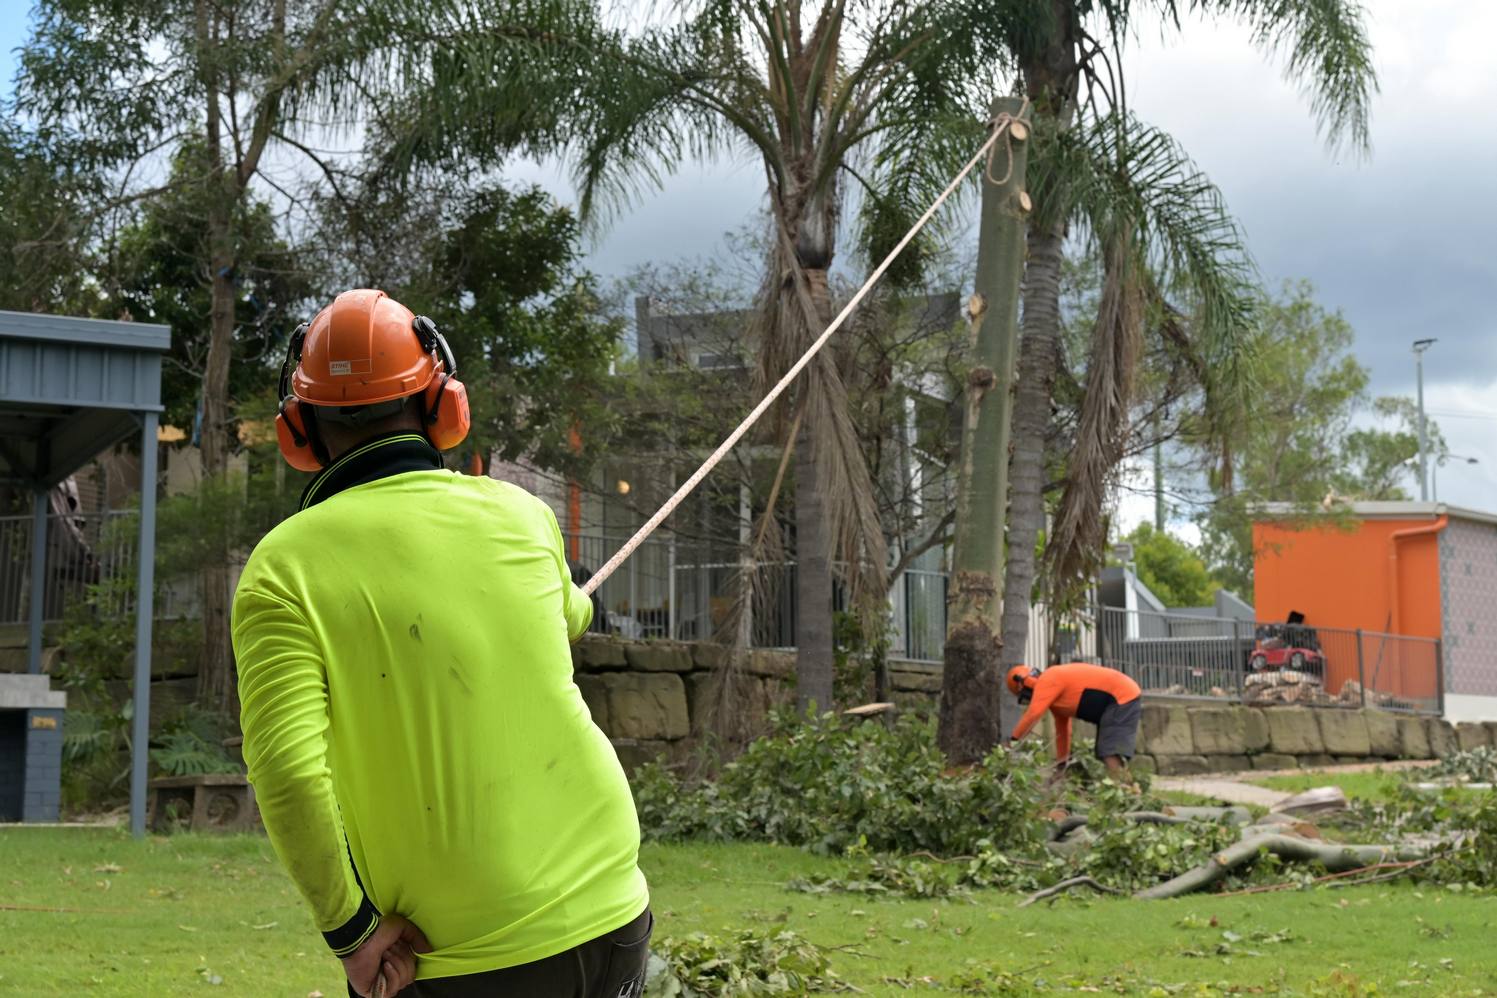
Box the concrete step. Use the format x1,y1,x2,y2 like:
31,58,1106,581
0,672,66,709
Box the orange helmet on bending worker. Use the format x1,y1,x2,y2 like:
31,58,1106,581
275,289,470,472
1006,665,1040,701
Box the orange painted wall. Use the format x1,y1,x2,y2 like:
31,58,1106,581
1253,517,1444,702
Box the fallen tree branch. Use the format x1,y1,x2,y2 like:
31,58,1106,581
1324,858,1435,889
1136,835,1429,900
1018,876,1121,908
1212,859,1432,899
1050,809,1231,841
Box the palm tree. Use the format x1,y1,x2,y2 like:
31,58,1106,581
994,0,1377,736
386,0,1032,711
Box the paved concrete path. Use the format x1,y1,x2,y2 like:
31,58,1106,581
1154,777,1286,809
1155,759,1441,810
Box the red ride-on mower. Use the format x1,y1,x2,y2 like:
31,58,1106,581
1249,610,1325,678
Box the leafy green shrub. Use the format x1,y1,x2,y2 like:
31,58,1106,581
1430,790,1497,886
644,929,841,996
150,712,237,776
633,711,1047,856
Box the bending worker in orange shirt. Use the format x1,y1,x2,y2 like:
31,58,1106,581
1006,663,1142,781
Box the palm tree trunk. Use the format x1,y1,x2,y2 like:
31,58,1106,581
937,96,1033,763
996,3,1079,736
998,223,1064,733
793,411,834,712
792,267,836,713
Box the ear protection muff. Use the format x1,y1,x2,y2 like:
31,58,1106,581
413,315,471,452
1016,667,1041,705
273,315,472,471
275,324,328,472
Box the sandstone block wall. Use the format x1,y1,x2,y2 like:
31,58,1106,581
572,636,785,769
572,635,1457,775
1136,702,1456,774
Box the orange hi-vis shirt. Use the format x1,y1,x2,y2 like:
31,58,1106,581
1010,662,1142,760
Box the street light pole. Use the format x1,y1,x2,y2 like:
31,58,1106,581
1413,339,1436,502
1432,454,1480,504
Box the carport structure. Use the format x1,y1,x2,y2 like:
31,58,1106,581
0,309,170,836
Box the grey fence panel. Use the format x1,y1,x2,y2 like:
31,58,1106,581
1098,606,1443,714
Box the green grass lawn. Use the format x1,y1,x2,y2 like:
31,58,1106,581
1246,768,1480,805
3,828,1496,996
1248,769,1410,801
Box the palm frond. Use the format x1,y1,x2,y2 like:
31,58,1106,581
1208,0,1378,155
1040,111,1259,594
1046,228,1144,595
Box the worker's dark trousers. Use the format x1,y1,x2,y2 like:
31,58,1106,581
406,908,652,998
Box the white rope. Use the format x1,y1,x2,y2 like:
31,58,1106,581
582,114,1022,597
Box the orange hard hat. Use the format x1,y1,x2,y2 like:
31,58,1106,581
1006,665,1036,697
274,289,470,472
292,289,438,405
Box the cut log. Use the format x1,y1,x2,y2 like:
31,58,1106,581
1136,834,1427,900
1271,786,1348,817
1164,805,1252,825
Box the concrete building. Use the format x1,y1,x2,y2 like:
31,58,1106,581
1255,502,1497,721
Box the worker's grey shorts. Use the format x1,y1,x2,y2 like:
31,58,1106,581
1095,697,1141,760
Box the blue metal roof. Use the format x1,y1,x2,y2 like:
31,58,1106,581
0,309,172,488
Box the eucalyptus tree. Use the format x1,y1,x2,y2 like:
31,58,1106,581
385,0,1034,710
993,0,1378,738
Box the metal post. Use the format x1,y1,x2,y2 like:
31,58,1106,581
1435,638,1445,717
1355,628,1367,709
130,411,160,839
27,490,47,674
1232,618,1243,703
1414,339,1435,502
1417,351,1426,501
667,535,677,641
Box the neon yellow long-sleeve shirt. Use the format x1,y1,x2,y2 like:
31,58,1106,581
233,434,647,980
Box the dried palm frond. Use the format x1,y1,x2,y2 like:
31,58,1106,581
1046,228,1143,598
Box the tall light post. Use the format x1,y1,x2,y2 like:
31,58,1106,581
1433,454,1479,504
1413,338,1436,501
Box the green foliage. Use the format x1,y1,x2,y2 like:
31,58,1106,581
0,119,102,312
54,568,238,811
1430,747,1497,784
1074,788,1240,892
1120,522,1217,607
831,610,892,706
789,849,972,900
112,143,311,432
313,176,623,477
149,717,237,778
1193,282,1445,596
644,929,842,997
1433,791,1497,886
632,712,1047,856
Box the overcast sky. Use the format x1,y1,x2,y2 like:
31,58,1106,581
4,2,1495,518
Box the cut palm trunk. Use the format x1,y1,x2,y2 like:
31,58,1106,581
937,97,1032,764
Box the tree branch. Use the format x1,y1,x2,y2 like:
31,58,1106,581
888,509,954,585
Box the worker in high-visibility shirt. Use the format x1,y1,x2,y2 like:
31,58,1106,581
234,290,650,998
1006,663,1142,781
